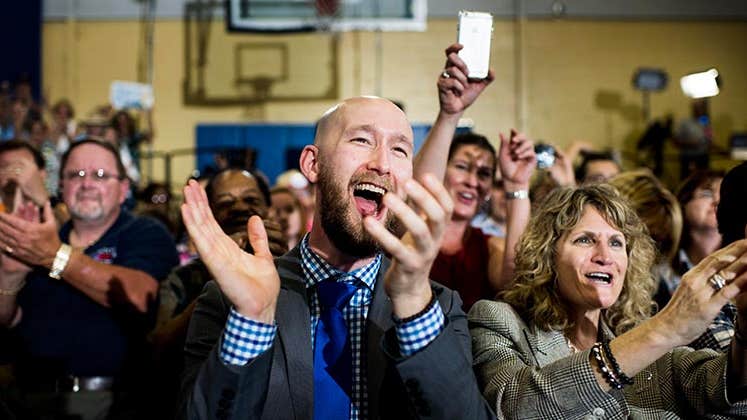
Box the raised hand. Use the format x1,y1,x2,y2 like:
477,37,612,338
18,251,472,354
498,129,536,189
438,43,495,116
181,180,280,323
1,200,43,295
0,200,59,269
655,239,747,346
547,147,576,187
363,174,453,318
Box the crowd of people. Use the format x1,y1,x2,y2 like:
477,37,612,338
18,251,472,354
1,43,747,420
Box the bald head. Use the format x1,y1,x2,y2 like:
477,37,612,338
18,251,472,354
313,97,412,149
300,96,413,258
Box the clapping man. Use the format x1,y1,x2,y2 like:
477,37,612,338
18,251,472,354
179,97,494,419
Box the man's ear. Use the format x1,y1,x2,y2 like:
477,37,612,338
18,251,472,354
299,145,320,183
118,178,131,204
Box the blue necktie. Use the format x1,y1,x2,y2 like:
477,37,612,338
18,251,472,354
313,280,358,420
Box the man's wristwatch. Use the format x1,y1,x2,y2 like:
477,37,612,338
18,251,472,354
49,243,73,280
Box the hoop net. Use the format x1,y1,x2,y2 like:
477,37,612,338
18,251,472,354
314,0,339,32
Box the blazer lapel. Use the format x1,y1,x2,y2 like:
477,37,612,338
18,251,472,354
522,323,571,367
365,257,393,420
274,247,314,419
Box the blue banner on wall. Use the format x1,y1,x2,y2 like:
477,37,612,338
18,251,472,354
195,123,432,185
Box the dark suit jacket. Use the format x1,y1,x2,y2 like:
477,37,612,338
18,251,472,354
179,246,494,419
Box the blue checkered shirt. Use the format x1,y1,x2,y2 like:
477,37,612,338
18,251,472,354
219,235,445,419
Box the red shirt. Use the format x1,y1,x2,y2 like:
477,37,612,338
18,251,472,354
429,227,494,311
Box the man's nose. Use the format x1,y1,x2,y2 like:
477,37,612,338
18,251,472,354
366,146,391,175
80,175,98,189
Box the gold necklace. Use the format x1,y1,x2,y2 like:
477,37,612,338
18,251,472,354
565,336,579,354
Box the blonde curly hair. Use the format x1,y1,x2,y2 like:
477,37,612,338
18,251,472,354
500,184,656,335
609,169,682,264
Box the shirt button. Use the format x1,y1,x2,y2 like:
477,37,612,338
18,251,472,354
593,407,606,417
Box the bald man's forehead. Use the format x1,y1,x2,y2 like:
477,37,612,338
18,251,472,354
317,98,412,147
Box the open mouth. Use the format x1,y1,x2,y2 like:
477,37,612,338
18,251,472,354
586,272,612,285
457,191,476,204
353,182,386,218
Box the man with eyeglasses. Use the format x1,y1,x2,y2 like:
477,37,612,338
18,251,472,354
0,138,179,419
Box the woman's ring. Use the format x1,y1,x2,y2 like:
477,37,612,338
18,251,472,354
709,272,727,291
442,71,450,79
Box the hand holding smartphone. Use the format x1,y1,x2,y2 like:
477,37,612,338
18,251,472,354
457,11,493,79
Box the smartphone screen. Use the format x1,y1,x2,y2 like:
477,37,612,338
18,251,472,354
457,11,493,79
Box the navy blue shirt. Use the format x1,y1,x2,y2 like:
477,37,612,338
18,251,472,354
16,211,178,378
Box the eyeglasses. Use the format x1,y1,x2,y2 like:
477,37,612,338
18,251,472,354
150,193,169,204
62,169,123,183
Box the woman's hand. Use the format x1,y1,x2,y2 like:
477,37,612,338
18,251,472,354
438,43,494,116
654,239,747,346
498,129,535,190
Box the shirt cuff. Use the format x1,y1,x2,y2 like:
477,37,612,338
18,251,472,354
219,307,277,366
394,296,445,357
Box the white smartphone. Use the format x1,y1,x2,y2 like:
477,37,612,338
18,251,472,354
457,10,493,79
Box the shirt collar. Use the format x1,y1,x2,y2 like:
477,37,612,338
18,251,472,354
299,234,381,292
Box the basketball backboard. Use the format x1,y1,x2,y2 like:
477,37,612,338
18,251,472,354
226,0,427,33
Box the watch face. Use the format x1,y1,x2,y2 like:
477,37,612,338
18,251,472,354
506,190,528,200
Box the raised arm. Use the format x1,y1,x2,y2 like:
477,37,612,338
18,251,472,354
181,179,280,323
179,179,282,419
414,44,494,183
0,193,35,326
602,240,747,390
472,239,747,418
494,130,535,290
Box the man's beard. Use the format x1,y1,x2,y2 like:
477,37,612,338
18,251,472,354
317,165,400,258
70,194,104,221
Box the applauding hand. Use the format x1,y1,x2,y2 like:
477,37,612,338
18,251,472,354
181,180,280,323
363,174,453,318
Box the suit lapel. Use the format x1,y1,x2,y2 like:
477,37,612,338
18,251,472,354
522,323,571,367
523,319,619,367
274,247,314,419
365,257,393,419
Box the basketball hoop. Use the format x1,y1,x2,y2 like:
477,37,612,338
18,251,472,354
313,0,339,32
315,0,339,17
